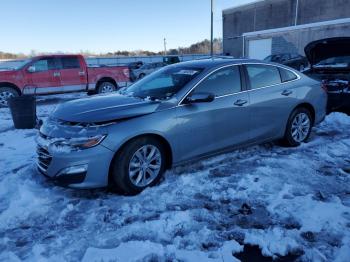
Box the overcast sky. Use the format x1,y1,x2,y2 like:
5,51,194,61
1,0,257,54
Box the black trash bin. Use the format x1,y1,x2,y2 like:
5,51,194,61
8,95,37,129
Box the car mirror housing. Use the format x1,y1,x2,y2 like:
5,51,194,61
27,66,36,73
185,92,215,104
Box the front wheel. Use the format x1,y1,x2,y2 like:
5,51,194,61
110,137,167,195
97,82,117,94
282,108,313,147
0,87,19,107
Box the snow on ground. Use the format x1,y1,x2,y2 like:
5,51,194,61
0,93,350,262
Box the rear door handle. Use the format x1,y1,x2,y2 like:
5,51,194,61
53,72,60,77
234,99,248,106
281,90,292,96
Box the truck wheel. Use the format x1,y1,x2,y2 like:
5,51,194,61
110,137,167,195
97,82,117,94
0,87,19,107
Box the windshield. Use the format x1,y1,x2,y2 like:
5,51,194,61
263,55,272,61
315,56,350,68
0,59,31,71
122,66,203,99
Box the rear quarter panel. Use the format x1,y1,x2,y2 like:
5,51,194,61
87,66,129,86
293,75,327,125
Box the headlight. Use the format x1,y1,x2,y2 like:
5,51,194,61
51,135,107,151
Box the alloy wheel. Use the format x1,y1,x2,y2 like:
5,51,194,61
291,112,311,142
128,145,162,187
0,91,15,107
100,83,115,93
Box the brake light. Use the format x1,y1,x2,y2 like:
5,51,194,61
123,69,130,78
321,81,328,92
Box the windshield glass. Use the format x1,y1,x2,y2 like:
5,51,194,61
122,66,203,99
315,56,350,68
0,59,31,71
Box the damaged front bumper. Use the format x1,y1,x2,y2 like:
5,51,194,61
36,133,115,189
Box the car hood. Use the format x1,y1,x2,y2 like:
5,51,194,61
304,37,350,66
52,94,161,123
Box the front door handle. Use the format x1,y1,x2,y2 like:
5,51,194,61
281,90,293,96
78,71,85,76
234,99,248,106
53,72,60,77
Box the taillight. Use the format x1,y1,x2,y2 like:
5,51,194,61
123,69,130,78
321,81,328,92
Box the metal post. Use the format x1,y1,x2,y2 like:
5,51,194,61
242,36,245,58
294,0,299,26
163,38,167,56
210,0,214,56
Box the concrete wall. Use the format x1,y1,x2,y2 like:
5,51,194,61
223,0,350,57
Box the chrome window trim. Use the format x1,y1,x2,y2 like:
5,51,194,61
178,64,241,105
243,62,301,88
178,62,301,106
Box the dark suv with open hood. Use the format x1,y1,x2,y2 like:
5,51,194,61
303,37,350,115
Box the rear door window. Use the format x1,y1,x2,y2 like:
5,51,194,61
245,64,281,89
61,57,81,69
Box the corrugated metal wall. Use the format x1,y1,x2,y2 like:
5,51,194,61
223,0,350,57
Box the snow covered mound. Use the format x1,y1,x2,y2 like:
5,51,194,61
0,94,349,261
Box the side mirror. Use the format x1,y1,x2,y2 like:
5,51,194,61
27,66,36,73
185,92,215,104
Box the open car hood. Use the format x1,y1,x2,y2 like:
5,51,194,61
304,37,350,66
52,94,160,123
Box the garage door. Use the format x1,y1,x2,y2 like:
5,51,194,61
248,38,272,60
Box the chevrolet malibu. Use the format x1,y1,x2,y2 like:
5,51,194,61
37,59,327,194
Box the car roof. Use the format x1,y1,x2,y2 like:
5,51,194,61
32,54,82,59
173,58,265,69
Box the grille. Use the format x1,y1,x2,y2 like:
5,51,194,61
37,146,52,173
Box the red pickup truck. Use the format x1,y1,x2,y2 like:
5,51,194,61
0,54,129,107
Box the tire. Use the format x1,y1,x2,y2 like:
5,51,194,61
0,87,19,107
299,64,305,72
282,107,313,147
97,81,117,94
139,73,146,79
110,137,167,195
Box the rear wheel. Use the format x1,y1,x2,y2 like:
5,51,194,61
0,87,19,107
110,137,167,195
282,108,313,147
97,81,117,94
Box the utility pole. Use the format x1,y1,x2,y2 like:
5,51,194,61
163,38,167,56
210,0,214,56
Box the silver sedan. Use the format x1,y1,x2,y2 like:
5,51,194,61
37,59,327,194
